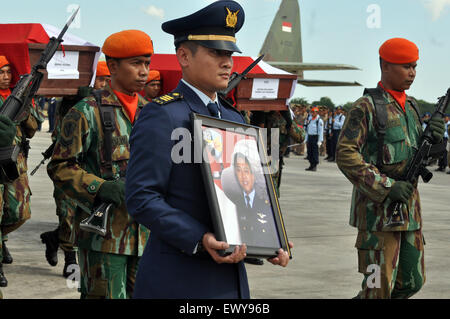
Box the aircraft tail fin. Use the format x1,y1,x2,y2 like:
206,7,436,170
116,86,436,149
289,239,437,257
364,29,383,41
259,0,303,71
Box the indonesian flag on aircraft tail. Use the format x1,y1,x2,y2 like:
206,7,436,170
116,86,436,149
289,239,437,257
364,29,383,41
282,21,292,33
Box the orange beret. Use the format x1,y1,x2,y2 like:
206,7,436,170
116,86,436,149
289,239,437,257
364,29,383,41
96,61,110,77
102,30,154,59
0,55,10,69
146,70,160,83
311,107,319,112
379,38,419,64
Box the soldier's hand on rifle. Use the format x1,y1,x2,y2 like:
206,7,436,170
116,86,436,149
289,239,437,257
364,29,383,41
388,181,414,204
97,180,125,208
428,117,445,144
0,115,16,147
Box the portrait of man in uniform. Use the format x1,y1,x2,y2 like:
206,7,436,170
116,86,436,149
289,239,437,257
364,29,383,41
230,151,279,249
217,137,280,251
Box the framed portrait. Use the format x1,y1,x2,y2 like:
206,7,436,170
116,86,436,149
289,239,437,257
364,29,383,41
191,113,291,259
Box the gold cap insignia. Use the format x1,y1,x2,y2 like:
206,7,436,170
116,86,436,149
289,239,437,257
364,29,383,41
225,7,239,28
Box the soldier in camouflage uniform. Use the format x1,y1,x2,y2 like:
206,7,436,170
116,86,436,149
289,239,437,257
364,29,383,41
47,30,153,299
292,104,307,156
250,109,305,197
0,113,18,290
336,38,445,299
41,62,112,277
447,119,450,173
0,56,43,287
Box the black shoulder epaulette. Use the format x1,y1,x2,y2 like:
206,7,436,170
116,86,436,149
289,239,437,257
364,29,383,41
153,92,183,105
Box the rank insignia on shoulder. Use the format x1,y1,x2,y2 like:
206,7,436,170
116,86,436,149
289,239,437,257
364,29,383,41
153,92,183,105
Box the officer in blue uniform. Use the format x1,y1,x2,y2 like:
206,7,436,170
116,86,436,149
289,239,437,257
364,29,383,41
328,106,346,162
305,106,324,171
125,0,291,299
436,113,449,172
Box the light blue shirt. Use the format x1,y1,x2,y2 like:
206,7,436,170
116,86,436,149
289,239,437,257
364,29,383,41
422,122,428,131
445,121,449,139
181,79,221,118
243,189,256,208
333,114,346,130
306,116,324,143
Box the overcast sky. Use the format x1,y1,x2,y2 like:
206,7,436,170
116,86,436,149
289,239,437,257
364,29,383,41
1,0,449,105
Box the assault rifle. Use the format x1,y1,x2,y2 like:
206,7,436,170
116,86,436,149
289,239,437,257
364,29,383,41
0,7,80,181
30,142,55,176
386,88,450,227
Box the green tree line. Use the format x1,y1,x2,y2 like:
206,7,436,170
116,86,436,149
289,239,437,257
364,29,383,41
291,96,440,115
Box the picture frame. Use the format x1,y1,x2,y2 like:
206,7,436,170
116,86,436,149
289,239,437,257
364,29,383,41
191,113,291,259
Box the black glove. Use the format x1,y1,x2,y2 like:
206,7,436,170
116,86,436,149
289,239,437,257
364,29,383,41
428,116,445,144
97,180,125,208
388,181,414,204
0,115,16,147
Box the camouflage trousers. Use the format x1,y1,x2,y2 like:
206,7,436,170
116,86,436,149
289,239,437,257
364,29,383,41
78,248,139,299
1,173,31,233
0,183,28,260
355,229,425,299
56,196,78,253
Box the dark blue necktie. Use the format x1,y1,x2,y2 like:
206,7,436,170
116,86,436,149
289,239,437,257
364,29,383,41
245,195,251,208
207,102,219,118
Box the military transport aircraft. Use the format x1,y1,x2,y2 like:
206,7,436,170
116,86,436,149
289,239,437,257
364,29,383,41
260,0,362,87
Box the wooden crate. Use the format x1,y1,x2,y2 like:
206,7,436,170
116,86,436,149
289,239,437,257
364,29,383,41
234,73,298,111
28,43,100,96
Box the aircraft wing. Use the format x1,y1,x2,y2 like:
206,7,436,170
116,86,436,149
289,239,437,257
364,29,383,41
266,61,361,72
297,79,362,87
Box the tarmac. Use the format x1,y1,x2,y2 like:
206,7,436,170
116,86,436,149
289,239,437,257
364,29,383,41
1,121,450,299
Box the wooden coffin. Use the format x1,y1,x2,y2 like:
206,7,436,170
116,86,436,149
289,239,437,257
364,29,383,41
234,73,298,111
28,43,100,96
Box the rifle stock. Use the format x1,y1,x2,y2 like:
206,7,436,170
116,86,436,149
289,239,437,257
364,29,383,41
0,8,79,181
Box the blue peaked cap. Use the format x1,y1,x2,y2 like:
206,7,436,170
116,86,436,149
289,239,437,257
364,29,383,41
162,0,245,53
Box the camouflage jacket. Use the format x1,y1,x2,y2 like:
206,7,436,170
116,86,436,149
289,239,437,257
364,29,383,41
267,111,305,159
249,111,305,156
336,85,423,232
47,83,150,256
0,97,42,223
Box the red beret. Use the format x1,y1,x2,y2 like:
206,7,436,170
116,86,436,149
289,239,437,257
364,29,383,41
96,61,110,77
379,38,419,64
311,107,319,112
102,30,154,58
146,70,161,83
0,55,10,69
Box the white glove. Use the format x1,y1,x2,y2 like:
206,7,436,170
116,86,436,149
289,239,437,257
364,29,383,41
317,141,322,147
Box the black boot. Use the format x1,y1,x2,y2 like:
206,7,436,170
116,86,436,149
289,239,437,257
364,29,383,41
62,251,78,278
0,264,7,287
40,229,59,267
2,242,13,264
